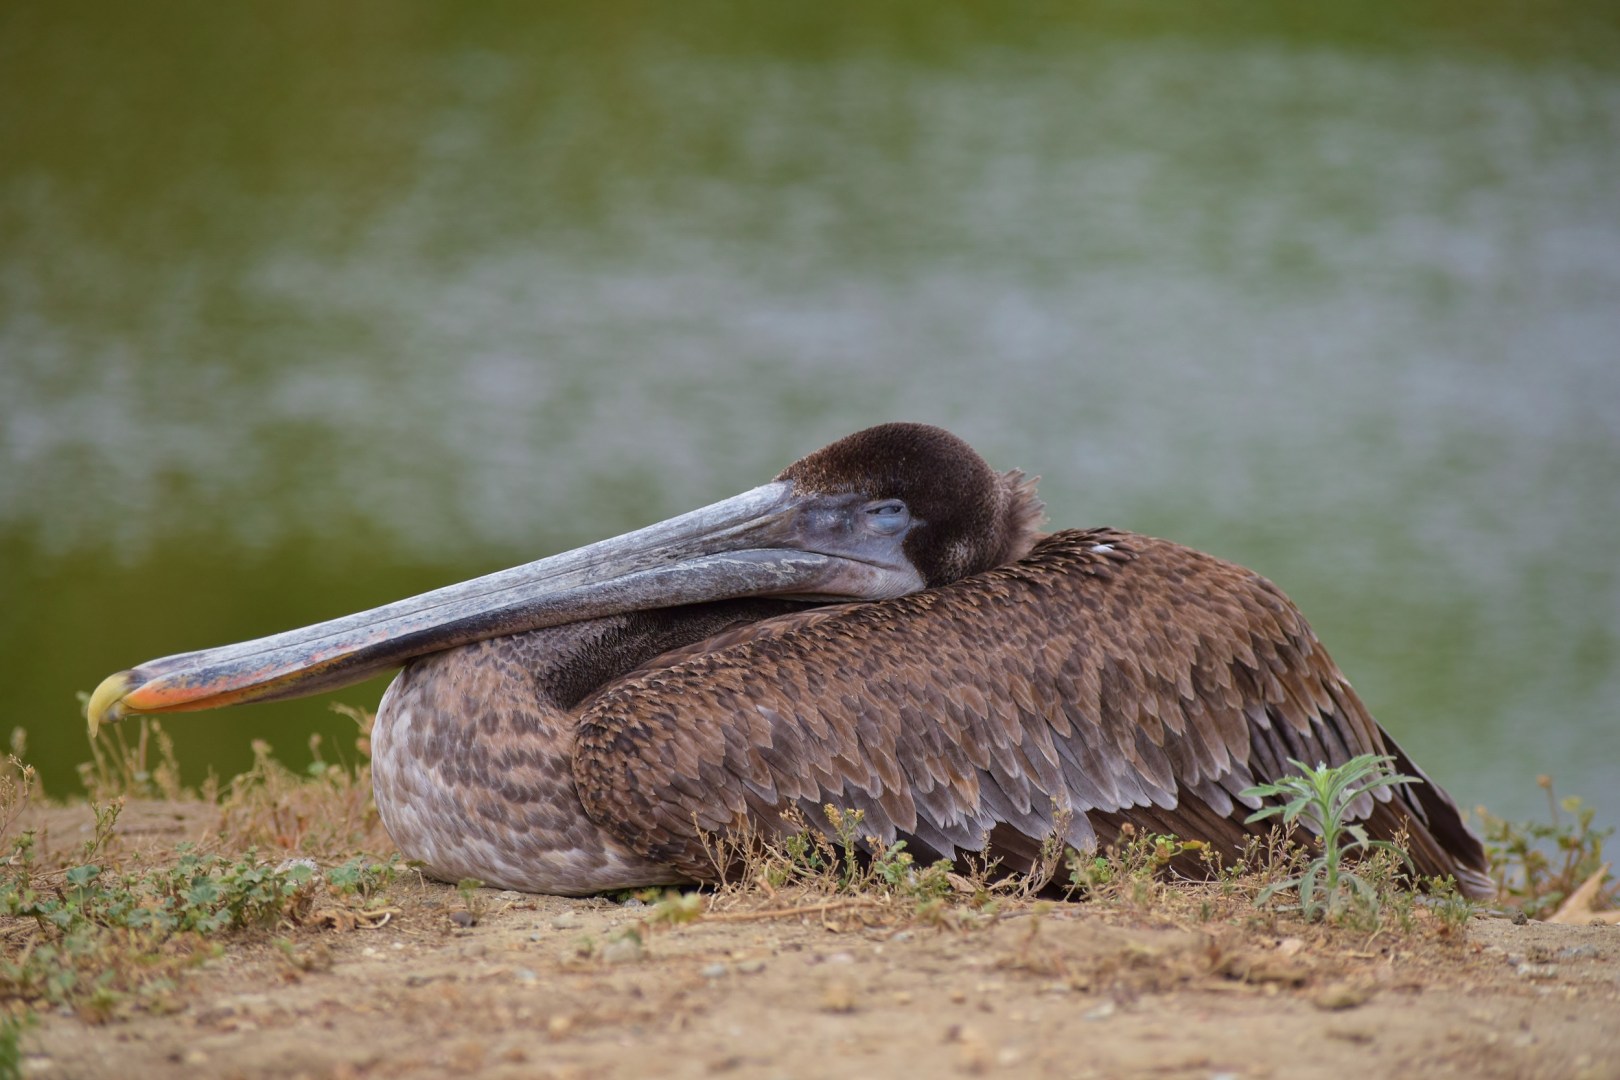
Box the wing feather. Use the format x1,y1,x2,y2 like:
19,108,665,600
573,529,1492,897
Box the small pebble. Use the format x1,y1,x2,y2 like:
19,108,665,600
735,959,766,975
448,910,477,929
1082,1001,1115,1021
550,913,584,930
821,980,857,1013
1313,983,1372,1011
701,963,730,979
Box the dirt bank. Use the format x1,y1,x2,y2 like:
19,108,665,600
10,803,1620,1080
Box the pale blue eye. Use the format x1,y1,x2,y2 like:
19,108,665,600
864,500,910,534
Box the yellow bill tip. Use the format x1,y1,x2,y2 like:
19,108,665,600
86,671,135,738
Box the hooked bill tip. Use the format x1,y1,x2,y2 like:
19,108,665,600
86,671,135,738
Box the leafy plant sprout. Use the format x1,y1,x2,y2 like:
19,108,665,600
1478,774,1615,919
1241,753,1420,922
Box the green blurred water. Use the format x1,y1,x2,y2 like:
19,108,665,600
3,3,1617,826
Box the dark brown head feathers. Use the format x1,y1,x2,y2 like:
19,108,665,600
777,423,1045,587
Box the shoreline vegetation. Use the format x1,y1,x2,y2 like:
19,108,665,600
1,713,1615,1079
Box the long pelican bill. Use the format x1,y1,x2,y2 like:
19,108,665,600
87,480,926,736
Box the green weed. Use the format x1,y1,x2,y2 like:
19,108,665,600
455,878,487,924
1478,775,1615,918
824,806,866,892
816,806,955,902
780,828,826,878
644,891,704,927
0,839,320,1014
0,811,396,1016
1067,825,1212,906
1426,874,1476,934
325,854,400,901
0,1010,31,1080
1240,754,1419,924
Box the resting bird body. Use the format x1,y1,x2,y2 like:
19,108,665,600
88,423,1493,898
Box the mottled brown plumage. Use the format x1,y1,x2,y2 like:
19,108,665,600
90,423,1493,898
568,528,1490,896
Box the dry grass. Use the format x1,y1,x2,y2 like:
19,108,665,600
77,717,193,806
68,705,391,865
606,805,1477,973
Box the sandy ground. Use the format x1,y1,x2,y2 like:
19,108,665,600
11,803,1620,1080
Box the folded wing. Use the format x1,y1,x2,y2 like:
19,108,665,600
574,528,1492,898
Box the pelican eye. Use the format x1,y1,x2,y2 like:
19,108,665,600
863,500,911,535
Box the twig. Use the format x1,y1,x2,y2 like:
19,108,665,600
357,906,403,928
700,898,878,924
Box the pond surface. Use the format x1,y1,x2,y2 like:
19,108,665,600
3,5,1617,828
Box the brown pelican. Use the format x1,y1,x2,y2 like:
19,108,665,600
88,423,1492,898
